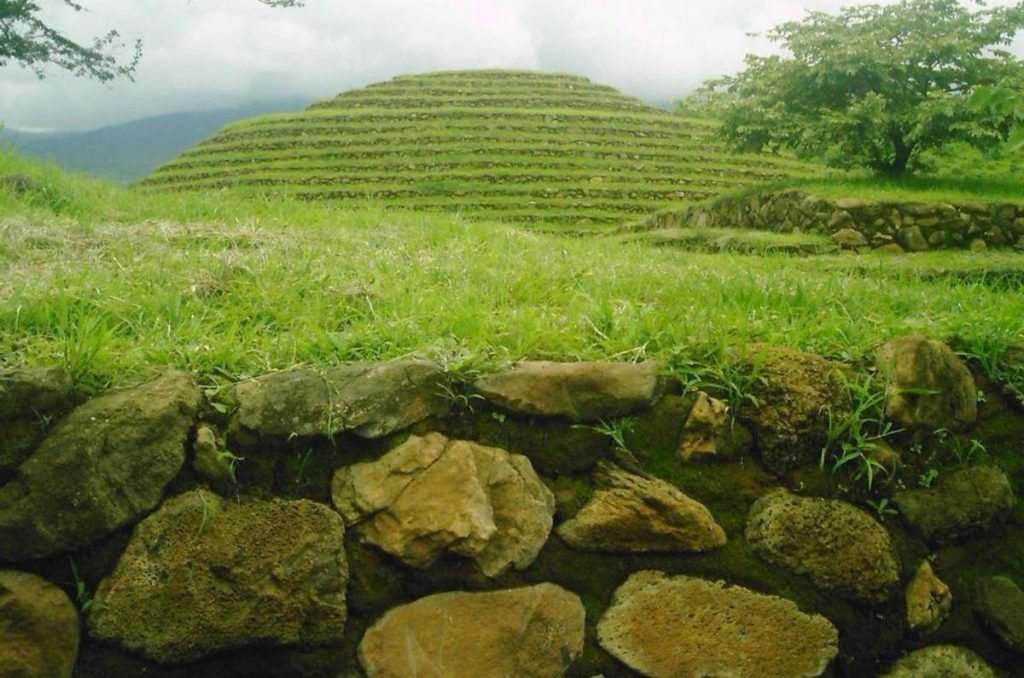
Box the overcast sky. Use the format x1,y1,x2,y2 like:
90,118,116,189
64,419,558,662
2,0,1023,131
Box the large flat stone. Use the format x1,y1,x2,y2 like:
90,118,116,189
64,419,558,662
233,360,450,439
474,361,660,422
597,571,839,678
359,584,585,678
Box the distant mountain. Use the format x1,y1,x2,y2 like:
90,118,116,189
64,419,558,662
0,100,309,183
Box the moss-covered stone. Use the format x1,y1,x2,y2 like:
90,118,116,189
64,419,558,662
89,490,349,664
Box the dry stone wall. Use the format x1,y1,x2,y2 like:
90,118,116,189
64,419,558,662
645,189,1024,252
0,345,1022,677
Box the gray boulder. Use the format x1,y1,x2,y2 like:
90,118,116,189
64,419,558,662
474,360,660,422
233,360,450,439
89,489,348,663
974,575,1024,653
893,466,1015,545
0,371,199,561
0,367,74,471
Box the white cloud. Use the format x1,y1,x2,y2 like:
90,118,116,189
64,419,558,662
1,0,1021,130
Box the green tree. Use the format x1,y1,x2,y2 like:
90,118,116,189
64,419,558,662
696,0,1024,175
970,85,1024,150
0,0,302,82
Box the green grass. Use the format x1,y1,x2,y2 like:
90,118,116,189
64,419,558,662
140,70,819,228
3,147,1023,394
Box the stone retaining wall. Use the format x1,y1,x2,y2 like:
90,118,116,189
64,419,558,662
1,343,1022,677
644,190,1024,253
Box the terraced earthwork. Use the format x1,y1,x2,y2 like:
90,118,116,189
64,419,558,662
141,70,817,227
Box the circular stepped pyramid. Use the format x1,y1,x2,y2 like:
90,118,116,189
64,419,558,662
142,70,817,227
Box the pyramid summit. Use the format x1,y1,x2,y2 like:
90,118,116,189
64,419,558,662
142,70,815,226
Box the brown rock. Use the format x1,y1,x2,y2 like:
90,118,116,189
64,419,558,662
735,345,851,472
897,226,929,251
831,228,869,248
875,334,978,431
191,424,236,488
556,463,726,553
474,360,660,422
746,489,899,604
875,243,906,254
881,645,998,677
906,561,952,634
678,391,729,461
233,360,450,439
358,584,585,678
0,372,199,561
332,433,554,577
597,571,838,678
89,490,348,663
0,570,79,678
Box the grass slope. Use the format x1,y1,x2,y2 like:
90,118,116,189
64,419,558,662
141,70,818,228
3,148,1023,393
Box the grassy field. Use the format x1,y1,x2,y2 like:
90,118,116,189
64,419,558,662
140,70,820,228
3,146,1023,396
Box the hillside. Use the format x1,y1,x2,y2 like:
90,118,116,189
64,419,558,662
141,70,819,227
0,100,308,183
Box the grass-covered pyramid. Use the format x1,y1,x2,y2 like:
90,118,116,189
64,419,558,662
142,70,817,227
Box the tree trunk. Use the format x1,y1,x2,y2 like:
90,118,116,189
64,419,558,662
887,134,914,177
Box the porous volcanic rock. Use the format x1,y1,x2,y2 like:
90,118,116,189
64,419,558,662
88,490,348,664
0,570,80,678
332,432,554,577
745,489,899,604
881,645,998,677
597,571,839,678
233,360,450,439
358,584,585,678
875,334,978,431
473,360,660,422
0,371,199,561
973,575,1024,653
556,462,726,553
892,466,1015,545
734,346,850,472
906,561,952,634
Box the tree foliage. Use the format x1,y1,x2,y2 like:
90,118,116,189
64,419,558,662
0,0,302,82
970,84,1024,150
690,0,1024,175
